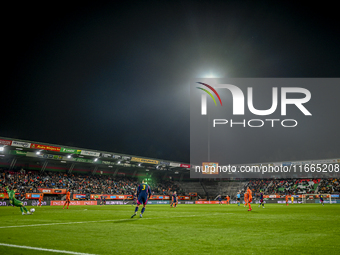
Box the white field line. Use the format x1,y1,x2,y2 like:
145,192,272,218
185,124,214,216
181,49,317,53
0,213,231,229
0,243,97,255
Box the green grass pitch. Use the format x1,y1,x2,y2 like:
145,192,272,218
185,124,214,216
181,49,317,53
0,204,339,254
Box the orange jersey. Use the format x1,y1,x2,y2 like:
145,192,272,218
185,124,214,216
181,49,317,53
227,196,230,201
244,193,249,200
285,196,288,201
66,191,70,200
39,196,42,201
247,189,252,199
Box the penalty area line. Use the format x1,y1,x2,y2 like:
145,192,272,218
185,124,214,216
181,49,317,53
0,213,231,229
0,243,97,255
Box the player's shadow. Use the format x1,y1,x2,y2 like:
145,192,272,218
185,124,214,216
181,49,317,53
113,219,140,224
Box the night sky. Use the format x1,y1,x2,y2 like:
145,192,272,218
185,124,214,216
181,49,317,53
3,1,339,163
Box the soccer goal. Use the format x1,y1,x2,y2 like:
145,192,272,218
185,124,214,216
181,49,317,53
302,194,333,204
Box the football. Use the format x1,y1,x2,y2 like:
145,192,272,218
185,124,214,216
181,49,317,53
30,208,35,213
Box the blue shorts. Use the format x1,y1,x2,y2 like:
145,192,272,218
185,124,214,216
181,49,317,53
137,195,148,205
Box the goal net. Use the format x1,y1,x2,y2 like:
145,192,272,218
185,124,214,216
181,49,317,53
302,194,333,204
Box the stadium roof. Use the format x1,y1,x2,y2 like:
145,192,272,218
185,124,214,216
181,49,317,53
1,137,339,180
0,137,192,179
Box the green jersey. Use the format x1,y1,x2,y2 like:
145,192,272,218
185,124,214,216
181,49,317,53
5,187,27,213
6,187,15,201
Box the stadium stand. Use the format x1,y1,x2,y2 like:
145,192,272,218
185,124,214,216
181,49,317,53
1,166,340,201
318,178,340,193
175,181,206,198
0,137,339,201
246,179,323,196
0,168,184,200
217,181,247,198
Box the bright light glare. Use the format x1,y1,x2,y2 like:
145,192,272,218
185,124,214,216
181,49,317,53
196,67,226,79
202,72,219,78
0,147,4,152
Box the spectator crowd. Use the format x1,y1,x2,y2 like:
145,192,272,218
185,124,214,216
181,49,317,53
0,168,184,200
1,168,339,200
318,178,340,193
247,178,340,197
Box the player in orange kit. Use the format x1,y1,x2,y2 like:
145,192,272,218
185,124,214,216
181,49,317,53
247,187,252,211
226,195,230,205
38,194,43,207
63,190,71,209
285,195,289,206
244,191,249,207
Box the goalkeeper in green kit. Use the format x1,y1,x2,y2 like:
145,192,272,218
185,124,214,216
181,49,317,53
6,186,31,215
